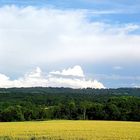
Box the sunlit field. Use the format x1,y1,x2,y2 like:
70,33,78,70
0,120,140,140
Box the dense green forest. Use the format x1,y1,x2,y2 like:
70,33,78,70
0,87,140,122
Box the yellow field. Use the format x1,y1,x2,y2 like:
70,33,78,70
0,120,140,140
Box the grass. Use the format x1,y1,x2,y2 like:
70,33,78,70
0,120,140,140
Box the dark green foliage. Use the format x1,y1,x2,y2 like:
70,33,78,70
1,105,24,121
0,87,140,122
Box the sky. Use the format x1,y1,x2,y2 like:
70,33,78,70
0,0,140,88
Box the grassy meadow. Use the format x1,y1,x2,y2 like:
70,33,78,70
0,120,140,140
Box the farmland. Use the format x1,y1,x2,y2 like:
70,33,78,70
0,120,140,140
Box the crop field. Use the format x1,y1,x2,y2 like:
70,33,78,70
0,120,140,140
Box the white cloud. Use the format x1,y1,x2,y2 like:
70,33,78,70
0,74,12,87
48,65,105,88
0,67,48,88
50,65,84,77
113,66,123,70
0,66,105,89
0,5,140,74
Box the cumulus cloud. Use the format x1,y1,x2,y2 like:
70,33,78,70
0,66,105,89
0,5,140,74
50,65,84,77
0,67,48,88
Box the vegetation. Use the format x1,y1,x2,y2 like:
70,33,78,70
0,120,140,140
0,87,140,122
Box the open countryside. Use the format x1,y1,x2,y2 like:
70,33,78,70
0,0,140,140
0,120,140,140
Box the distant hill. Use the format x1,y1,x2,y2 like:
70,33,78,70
0,87,140,95
0,87,140,105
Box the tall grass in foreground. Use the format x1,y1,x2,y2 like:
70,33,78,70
0,120,140,140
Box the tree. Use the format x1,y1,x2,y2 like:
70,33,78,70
80,101,92,120
1,105,24,122
68,101,77,119
87,103,105,120
105,103,121,120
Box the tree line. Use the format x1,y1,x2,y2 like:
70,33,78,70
0,87,140,122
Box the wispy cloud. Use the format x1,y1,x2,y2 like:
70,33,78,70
0,6,140,70
113,66,123,70
1,0,140,14
94,74,140,81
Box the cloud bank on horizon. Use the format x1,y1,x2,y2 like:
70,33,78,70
0,66,105,89
0,0,140,88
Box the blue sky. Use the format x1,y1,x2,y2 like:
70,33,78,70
0,0,140,88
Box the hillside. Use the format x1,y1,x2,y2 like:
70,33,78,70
0,87,140,122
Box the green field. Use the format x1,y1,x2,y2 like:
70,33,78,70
0,120,140,140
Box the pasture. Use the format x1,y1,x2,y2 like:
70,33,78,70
0,120,140,140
